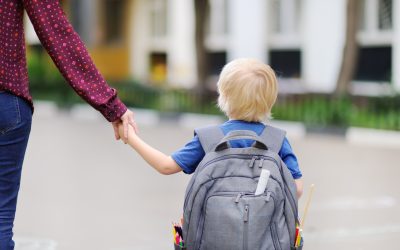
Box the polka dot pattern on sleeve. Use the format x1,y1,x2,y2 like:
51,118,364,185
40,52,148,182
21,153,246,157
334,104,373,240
0,0,127,122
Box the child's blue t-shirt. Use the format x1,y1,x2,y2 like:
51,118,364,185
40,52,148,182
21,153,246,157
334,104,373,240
171,120,302,179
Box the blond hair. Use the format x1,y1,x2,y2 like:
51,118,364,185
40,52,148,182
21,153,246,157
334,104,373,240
217,58,278,122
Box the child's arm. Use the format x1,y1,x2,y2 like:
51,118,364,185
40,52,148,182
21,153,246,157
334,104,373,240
118,124,182,175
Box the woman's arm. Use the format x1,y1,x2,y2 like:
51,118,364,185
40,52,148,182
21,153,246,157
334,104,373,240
22,0,126,122
118,125,182,175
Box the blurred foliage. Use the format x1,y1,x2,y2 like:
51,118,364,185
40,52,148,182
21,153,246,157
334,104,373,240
27,50,400,131
27,49,81,107
116,80,220,115
273,94,400,130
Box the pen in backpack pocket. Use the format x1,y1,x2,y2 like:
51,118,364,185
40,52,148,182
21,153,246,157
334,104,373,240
255,169,270,195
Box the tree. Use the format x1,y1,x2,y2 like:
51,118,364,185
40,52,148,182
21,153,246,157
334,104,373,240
194,0,210,95
335,0,362,96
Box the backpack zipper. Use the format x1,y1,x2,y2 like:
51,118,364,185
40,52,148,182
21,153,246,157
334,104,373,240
249,156,257,168
184,154,279,210
258,158,265,168
243,204,249,250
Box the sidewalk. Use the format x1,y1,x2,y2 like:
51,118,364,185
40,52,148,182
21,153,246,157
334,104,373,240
14,102,400,250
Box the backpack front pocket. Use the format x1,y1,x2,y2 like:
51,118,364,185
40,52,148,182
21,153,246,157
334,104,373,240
198,192,278,250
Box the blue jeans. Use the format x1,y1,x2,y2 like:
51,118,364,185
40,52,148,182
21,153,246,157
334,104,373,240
0,91,32,250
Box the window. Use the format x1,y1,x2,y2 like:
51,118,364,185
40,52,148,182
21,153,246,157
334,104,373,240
150,0,168,38
150,53,168,84
68,0,93,44
103,0,126,44
269,1,303,79
358,0,367,31
207,51,227,76
354,46,392,82
359,0,392,32
356,0,392,83
270,0,280,33
270,0,302,35
268,0,303,79
269,50,301,79
378,0,392,30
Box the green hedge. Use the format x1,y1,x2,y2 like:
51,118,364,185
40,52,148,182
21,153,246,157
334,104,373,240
28,48,81,106
27,50,400,131
116,81,220,115
273,95,400,130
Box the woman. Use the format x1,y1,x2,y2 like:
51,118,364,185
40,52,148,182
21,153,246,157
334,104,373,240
0,1,137,249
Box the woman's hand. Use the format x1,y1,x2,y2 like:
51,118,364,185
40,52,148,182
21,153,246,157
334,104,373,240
117,121,137,141
112,109,138,143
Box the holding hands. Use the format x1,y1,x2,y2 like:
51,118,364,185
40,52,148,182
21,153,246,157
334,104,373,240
112,109,138,143
117,119,138,143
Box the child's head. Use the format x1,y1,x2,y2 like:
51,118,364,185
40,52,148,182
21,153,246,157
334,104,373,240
217,58,278,122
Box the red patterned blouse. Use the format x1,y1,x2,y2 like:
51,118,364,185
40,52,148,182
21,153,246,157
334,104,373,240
0,0,127,122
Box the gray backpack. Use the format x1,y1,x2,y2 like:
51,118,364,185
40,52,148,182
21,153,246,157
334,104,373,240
182,125,302,250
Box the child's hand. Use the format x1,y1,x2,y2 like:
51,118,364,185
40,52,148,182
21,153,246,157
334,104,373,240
117,122,138,143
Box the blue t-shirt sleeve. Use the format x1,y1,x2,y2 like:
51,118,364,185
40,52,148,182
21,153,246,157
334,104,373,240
278,137,303,179
171,135,205,174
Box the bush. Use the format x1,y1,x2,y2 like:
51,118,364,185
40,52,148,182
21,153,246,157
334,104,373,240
26,54,399,130
273,94,400,130
28,49,78,107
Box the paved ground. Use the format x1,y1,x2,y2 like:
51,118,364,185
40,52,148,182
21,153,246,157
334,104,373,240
13,109,400,250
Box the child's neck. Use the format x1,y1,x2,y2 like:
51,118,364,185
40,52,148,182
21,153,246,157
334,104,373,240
228,118,264,124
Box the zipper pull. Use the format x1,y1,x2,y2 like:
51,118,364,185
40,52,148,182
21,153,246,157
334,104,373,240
244,204,249,222
265,191,271,202
249,156,256,168
235,193,243,203
258,158,265,168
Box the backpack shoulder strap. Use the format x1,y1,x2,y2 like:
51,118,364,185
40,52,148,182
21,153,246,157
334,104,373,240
194,125,225,153
259,125,287,153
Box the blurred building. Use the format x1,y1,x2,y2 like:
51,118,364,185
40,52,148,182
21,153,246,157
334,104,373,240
25,0,400,94
26,0,133,80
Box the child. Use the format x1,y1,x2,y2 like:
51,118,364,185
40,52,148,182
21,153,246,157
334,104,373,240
118,58,303,197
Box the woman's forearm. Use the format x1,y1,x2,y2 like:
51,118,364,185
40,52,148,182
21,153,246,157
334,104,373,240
22,0,126,122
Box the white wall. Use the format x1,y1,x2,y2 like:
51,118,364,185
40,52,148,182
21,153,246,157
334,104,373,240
130,0,150,82
167,0,197,87
227,0,267,62
302,0,346,92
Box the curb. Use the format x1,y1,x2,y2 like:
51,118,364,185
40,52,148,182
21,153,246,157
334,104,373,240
346,127,400,148
33,101,400,148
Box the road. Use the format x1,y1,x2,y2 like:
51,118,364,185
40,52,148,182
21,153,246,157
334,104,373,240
13,108,400,250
